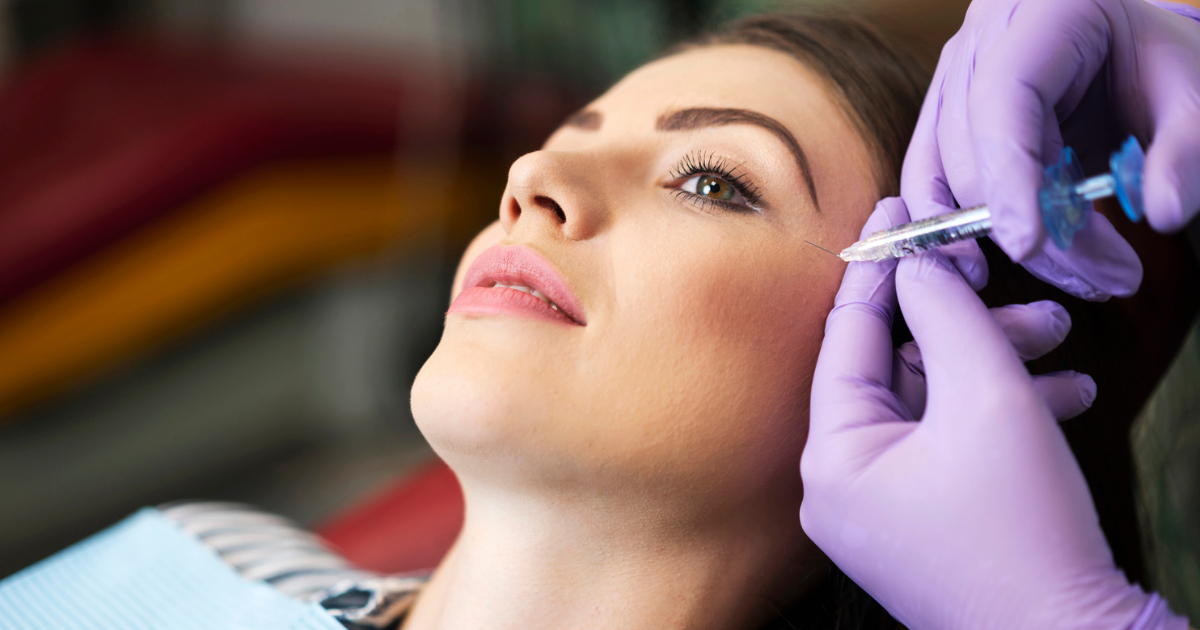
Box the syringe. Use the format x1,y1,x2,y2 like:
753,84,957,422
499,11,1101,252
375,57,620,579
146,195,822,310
839,136,1146,263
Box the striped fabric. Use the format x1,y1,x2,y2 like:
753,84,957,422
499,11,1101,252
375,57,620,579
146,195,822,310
158,501,428,630
0,509,345,630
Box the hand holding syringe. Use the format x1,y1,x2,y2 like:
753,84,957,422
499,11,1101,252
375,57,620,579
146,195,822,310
840,136,1147,263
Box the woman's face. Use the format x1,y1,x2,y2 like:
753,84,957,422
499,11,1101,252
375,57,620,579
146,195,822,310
413,44,878,514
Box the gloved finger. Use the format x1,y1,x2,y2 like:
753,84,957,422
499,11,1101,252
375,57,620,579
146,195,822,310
990,301,1071,361
901,70,989,290
889,301,1069,419
1143,105,1200,233
896,250,1034,423
1019,210,1143,301
897,364,1095,423
890,342,927,419
1011,70,1141,301
1031,371,1097,421
809,199,909,445
1039,106,1065,171
968,2,1112,261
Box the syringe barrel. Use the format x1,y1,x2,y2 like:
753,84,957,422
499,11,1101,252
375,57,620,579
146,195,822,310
840,206,992,262
1074,174,1116,201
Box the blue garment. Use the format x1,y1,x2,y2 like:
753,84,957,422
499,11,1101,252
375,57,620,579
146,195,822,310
0,508,344,630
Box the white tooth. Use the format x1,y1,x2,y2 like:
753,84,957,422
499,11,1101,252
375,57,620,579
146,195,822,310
494,283,563,313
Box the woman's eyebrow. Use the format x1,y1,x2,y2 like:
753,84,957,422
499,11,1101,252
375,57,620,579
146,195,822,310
656,107,819,210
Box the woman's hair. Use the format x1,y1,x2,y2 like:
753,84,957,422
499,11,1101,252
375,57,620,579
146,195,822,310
679,11,930,197
678,11,932,630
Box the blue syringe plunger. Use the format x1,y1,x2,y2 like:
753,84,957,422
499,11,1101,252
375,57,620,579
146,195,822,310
1111,135,1146,223
1038,137,1147,249
1038,146,1091,249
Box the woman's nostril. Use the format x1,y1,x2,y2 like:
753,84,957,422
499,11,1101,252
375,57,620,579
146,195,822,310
535,195,567,224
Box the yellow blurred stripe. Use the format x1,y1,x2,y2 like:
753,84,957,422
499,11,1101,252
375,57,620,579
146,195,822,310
0,157,447,421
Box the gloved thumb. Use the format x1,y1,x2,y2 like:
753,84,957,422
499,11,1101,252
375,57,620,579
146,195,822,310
808,198,910,448
1143,109,1200,233
895,249,1037,429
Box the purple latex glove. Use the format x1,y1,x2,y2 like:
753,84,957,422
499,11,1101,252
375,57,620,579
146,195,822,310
800,200,1191,629
904,0,1200,300
869,198,1096,421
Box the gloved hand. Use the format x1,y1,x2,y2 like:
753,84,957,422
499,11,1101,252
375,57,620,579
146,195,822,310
800,200,1191,630
865,200,1095,423
903,0,1200,301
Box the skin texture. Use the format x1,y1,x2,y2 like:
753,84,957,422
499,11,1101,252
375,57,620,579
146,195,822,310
407,44,879,630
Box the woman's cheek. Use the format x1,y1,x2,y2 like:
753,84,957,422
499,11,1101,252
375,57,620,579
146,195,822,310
645,243,815,394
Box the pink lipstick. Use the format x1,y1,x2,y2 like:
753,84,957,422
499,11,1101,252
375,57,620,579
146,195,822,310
448,245,586,326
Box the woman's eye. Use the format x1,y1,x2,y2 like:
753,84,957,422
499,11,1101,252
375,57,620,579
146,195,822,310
680,174,750,206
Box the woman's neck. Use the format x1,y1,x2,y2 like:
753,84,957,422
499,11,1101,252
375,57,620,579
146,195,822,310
400,477,811,630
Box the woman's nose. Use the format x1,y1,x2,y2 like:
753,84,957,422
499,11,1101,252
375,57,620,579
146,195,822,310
500,150,606,240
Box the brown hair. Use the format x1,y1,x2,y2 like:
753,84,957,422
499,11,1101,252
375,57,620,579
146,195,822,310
680,12,930,197
679,12,932,630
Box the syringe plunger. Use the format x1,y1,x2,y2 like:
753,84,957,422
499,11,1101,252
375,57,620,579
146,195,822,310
839,136,1146,262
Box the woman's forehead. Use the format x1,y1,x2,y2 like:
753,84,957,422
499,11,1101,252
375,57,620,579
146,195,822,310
589,44,846,137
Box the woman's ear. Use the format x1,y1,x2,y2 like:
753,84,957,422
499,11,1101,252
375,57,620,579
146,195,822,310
451,221,507,301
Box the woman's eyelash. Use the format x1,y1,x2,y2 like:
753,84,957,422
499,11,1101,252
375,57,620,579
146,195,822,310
668,151,763,208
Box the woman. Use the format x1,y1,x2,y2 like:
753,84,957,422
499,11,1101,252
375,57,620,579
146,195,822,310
402,12,1081,630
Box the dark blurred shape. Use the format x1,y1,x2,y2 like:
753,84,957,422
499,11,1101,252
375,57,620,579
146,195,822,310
465,0,669,89
1133,313,1200,623
0,36,405,309
9,0,149,58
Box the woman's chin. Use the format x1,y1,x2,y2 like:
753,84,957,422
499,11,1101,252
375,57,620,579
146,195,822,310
411,337,564,465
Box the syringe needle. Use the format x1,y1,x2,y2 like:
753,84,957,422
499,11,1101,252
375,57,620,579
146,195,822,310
805,240,840,257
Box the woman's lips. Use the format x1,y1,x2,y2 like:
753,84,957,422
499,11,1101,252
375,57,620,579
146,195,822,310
449,245,586,326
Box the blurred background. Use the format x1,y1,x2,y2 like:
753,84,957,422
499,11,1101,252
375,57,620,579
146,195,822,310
0,0,1198,620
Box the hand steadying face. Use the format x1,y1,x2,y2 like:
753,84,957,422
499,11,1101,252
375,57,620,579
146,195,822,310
413,44,879,522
